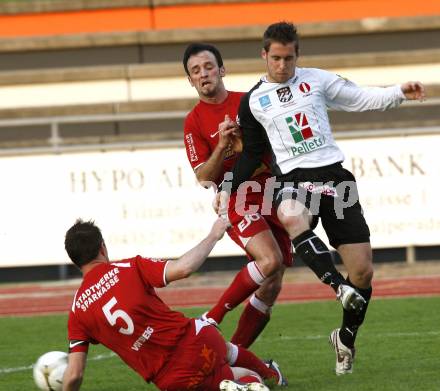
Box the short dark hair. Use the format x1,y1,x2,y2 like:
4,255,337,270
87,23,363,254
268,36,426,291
65,219,104,268
263,21,299,55
182,43,224,75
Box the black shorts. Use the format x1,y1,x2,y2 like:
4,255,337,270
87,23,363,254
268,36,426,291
273,162,370,249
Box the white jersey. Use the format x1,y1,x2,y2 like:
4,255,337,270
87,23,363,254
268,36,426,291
229,67,405,190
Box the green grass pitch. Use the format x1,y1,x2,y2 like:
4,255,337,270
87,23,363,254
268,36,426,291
1,297,439,391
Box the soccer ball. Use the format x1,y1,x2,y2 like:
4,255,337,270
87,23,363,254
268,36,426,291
33,351,68,391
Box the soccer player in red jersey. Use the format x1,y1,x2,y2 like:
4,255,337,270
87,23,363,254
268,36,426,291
62,218,286,391
182,43,293,348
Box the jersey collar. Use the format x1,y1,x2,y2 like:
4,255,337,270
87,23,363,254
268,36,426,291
261,74,298,85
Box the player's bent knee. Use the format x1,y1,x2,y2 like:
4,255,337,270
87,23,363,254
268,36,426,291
247,233,283,277
256,254,282,277
351,265,374,288
276,211,309,238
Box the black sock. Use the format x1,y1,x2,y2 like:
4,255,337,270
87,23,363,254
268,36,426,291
339,279,372,348
292,230,345,293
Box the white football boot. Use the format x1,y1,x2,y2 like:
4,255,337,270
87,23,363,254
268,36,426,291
336,284,366,313
329,328,355,375
219,380,269,391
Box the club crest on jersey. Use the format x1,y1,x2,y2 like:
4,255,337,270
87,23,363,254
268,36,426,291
276,86,293,102
299,82,311,93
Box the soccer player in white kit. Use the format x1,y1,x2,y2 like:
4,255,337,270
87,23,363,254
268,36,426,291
216,21,425,375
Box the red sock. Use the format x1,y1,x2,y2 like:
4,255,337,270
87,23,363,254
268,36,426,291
238,375,262,383
206,263,263,323
234,346,277,381
231,301,270,348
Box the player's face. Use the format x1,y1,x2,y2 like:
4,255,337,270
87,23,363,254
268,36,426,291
262,41,298,84
187,51,225,98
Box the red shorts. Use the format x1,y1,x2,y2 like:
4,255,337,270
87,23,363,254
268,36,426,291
153,319,233,391
227,182,293,267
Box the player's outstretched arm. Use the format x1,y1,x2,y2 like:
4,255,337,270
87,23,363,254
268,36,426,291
401,81,426,101
63,352,87,391
213,189,230,216
165,217,229,283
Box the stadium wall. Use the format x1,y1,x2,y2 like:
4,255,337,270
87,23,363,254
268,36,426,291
0,0,440,38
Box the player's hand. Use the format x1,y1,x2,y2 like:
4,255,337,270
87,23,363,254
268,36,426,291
217,115,239,150
224,114,240,137
213,190,230,216
401,81,426,101
209,217,230,241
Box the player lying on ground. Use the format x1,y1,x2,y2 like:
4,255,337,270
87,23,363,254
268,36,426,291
62,218,286,391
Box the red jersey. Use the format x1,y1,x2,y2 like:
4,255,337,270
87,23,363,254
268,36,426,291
184,91,244,185
184,91,271,186
67,257,190,382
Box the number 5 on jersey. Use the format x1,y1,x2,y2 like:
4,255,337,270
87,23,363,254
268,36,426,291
102,297,134,335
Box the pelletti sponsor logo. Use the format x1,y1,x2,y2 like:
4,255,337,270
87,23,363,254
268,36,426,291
285,112,326,156
291,136,325,156
285,112,312,142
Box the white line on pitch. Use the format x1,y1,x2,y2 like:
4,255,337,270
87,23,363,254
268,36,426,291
278,330,440,341
2,330,439,375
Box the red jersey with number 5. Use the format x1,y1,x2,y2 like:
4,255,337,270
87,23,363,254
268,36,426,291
67,257,190,382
